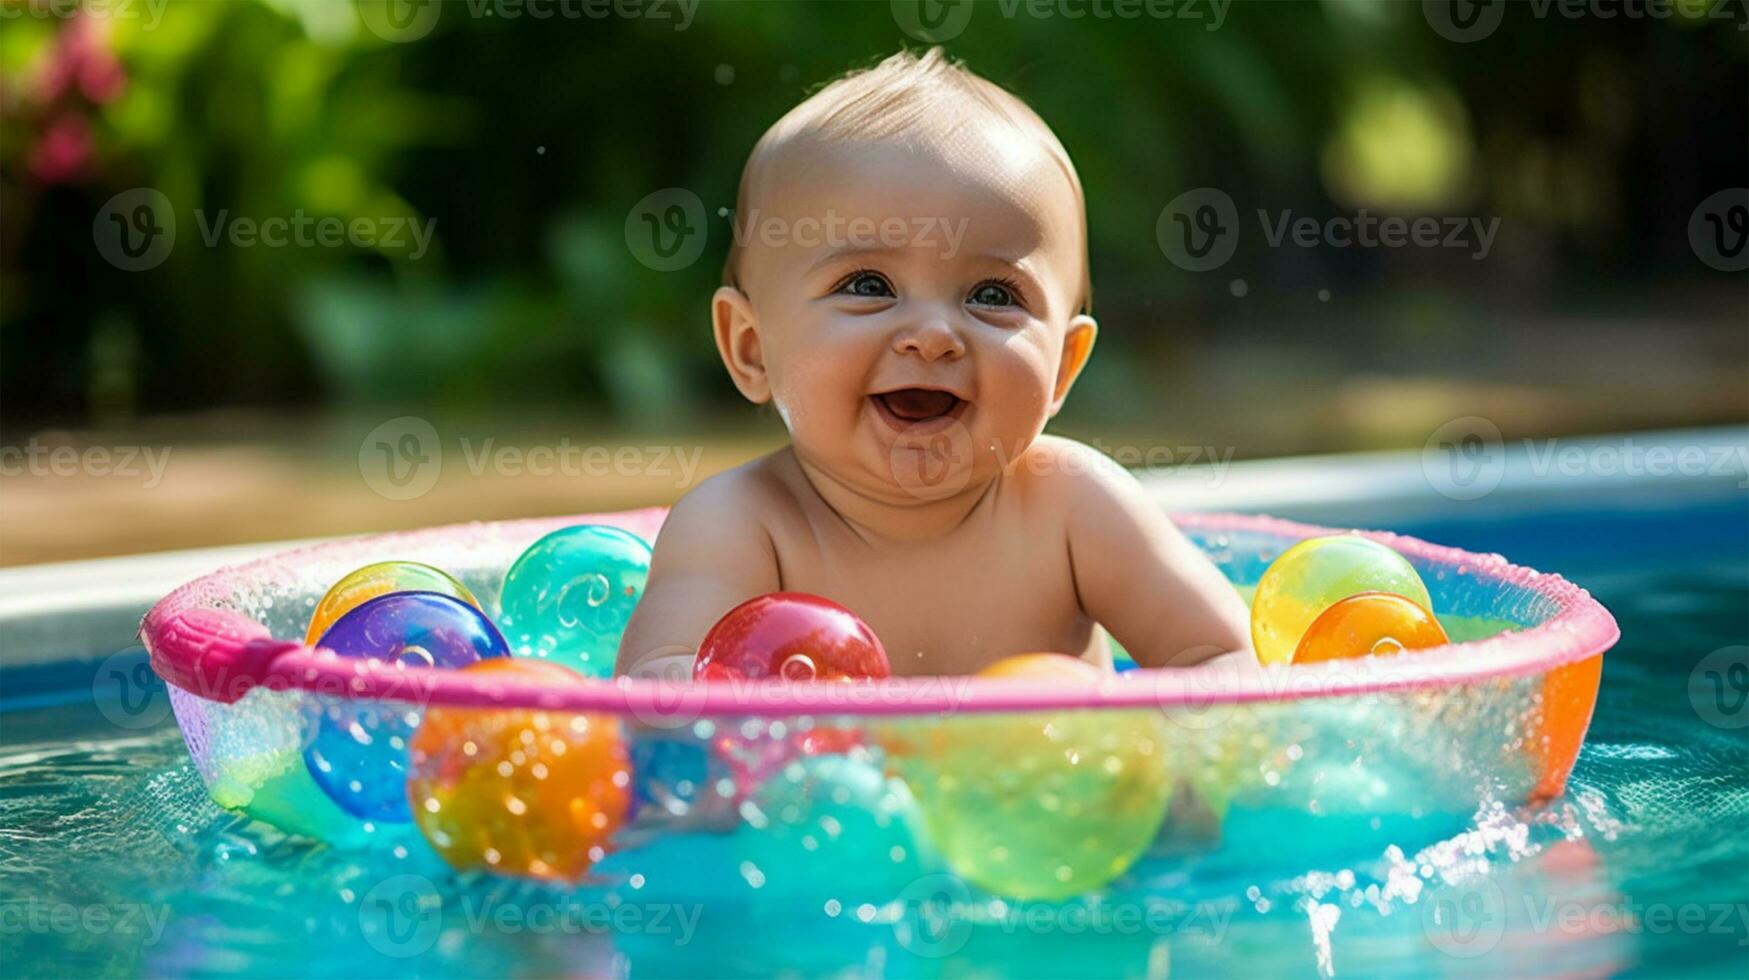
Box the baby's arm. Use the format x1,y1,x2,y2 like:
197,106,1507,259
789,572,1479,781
1051,442,1251,668
615,472,781,678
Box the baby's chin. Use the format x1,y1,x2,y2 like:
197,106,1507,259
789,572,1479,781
793,413,1042,506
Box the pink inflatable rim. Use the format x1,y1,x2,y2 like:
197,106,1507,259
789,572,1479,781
140,508,1619,718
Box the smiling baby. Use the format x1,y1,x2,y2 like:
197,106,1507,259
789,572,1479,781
617,48,1248,679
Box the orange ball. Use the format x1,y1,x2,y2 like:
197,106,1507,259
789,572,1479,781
408,659,630,881
1291,592,1449,663
976,652,1105,682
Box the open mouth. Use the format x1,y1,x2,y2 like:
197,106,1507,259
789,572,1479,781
869,387,967,431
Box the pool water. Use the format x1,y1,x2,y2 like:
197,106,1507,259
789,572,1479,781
1,495,1744,978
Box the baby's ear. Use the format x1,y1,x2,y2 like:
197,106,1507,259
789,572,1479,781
1049,315,1098,415
712,286,770,404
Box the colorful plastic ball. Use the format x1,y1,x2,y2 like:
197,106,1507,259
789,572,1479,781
738,754,934,898
693,593,889,682
1293,591,1450,663
304,592,509,821
408,659,631,881
880,653,1173,900
498,525,652,678
305,561,479,645
1250,535,1432,666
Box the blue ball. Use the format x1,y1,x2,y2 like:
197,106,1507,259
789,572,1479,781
498,525,652,677
304,591,508,821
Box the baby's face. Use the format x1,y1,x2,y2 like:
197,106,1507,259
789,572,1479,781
729,123,1092,503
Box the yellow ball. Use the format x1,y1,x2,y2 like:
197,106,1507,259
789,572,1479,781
305,561,478,645
880,654,1173,900
1249,536,1431,665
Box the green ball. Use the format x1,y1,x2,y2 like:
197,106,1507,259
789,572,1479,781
883,709,1173,900
1250,535,1431,665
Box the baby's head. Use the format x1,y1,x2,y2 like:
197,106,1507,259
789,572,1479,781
713,48,1096,503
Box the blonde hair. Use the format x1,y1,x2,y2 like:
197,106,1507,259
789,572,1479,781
724,48,1092,315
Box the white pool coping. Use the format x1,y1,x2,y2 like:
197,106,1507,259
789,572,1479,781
1,425,1742,669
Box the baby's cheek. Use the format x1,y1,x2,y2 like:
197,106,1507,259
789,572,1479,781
987,340,1058,421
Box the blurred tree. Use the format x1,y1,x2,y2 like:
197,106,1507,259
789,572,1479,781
0,0,1742,429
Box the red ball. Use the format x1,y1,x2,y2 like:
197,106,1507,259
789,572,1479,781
693,592,890,682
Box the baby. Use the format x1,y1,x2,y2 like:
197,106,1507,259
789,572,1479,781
617,49,1248,679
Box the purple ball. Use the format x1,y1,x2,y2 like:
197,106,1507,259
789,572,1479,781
304,591,508,821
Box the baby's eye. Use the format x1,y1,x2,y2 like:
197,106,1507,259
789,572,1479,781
837,271,895,299
967,280,1019,308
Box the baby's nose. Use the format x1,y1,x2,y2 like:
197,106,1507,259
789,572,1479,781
893,317,966,362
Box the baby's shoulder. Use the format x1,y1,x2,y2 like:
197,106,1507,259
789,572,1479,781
664,448,801,534
1008,435,1133,504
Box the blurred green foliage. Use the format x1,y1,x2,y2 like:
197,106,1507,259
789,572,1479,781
1,0,1744,429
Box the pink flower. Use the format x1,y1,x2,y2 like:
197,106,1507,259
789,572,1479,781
36,13,127,107
29,113,90,183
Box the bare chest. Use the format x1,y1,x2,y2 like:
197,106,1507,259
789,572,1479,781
766,512,1096,676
